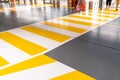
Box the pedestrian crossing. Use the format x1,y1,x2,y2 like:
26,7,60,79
76,12,117,20
31,23,81,37
68,14,108,22
21,26,71,42
42,21,87,33
90,9,120,15
9,28,60,49
56,17,99,26
0,32,47,55
0,55,95,80
0,9,119,80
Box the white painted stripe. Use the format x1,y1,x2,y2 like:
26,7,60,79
61,16,103,24
73,14,111,20
0,39,30,65
47,19,92,30
8,29,60,49
31,23,80,37
0,62,75,80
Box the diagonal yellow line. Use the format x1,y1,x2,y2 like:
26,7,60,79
0,55,56,76
98,10,120,15
68,15,107,22
0,56,9,67
51,71,96,80
89,13,118,18
0,32,47,55
57,18,99,27
21,26,71,42
76,12,110,20
42,21,87,33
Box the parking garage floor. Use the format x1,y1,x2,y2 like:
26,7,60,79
0,3,120,80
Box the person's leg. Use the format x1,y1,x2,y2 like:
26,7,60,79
106,0,109,9
106,0,109,6
116,0,119,10
76,0,78,6
76,0,81,12
109,0,112,7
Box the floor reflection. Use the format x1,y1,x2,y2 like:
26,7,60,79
0,3,74,31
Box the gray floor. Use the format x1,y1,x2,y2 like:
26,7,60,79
1,3,120,79
46,17,120,80
0,3,75,32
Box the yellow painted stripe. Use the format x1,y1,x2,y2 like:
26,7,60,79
98,10,120,15
21,26,70,42
90,9,119,15
0,32,47,55
105,9,118,12
57,18,99,27
98,11,119,15
76,12,110,20
0,55,56,76
0,56,9,67
51,71,95,80
81,12,115,19
42,21,87,33
68,15,107,22
89,13,118,18
76,13,110,21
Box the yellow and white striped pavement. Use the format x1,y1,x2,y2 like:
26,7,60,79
0,55,95,80
0,9,119,80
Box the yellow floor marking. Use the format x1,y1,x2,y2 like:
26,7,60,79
90,10,118,17
104,9,117,11
76,13,110,21
78,11,116,18
90,9,119,15
89,13,118,18
0,55,56,76
76,12,110,20
57,18,99,27
101,10,120,14
51,71,95,80
21,26,70,42
98,11,119,15
42,21,87,33
0,32,47,55
82,11,117,18
68,15,107,22
0,56,9,67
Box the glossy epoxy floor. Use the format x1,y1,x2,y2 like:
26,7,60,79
0,3,120,80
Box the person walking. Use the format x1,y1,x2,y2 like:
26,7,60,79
116,0,120,10
76,0,79,6
76,0,85,12
106,0,112,9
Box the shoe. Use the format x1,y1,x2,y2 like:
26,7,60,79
116,8,118,11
